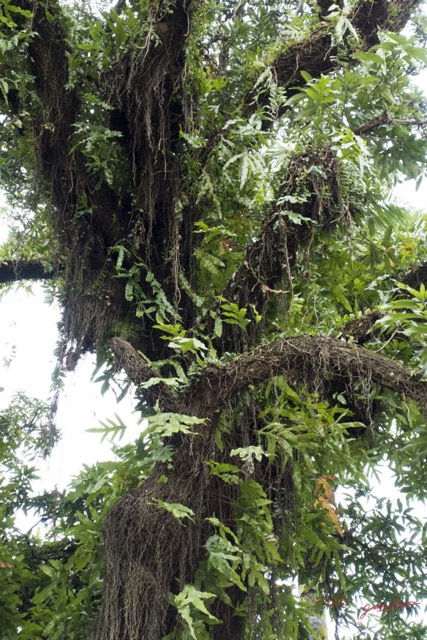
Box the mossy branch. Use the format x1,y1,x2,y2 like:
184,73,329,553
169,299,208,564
188,335,427,416
109,334,427,418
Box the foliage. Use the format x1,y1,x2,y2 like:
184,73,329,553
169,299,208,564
0,0,427,639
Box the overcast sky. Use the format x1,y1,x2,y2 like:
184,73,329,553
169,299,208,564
0,276,141,493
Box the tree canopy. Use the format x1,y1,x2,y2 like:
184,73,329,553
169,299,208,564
0,0,427,638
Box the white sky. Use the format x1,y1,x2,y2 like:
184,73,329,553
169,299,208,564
0,280,142,497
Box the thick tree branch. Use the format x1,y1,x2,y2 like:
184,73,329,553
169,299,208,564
351,0,421,41
201,1,422,173
7,1,199,362
213,146,346,353
187,335,427,417
0,260,55,284
17,0,79,209
109,335,427,419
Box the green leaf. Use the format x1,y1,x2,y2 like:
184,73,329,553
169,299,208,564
152,500,195,523
230,446,267,462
